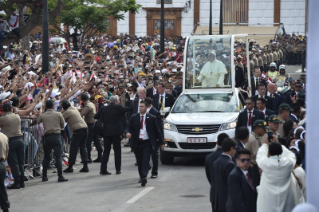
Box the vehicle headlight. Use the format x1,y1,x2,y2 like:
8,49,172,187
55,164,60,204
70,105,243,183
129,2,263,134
219,120,237,131
163,122,178,132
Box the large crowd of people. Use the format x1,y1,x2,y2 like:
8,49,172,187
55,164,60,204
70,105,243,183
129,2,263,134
0,31,308,212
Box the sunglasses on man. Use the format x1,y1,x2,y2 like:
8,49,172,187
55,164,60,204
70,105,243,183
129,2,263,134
239,158,251,163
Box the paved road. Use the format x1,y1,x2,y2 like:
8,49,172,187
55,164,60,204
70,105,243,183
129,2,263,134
284,64,305,80
7,139,211,212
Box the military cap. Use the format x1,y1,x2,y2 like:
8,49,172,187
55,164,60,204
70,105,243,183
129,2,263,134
268,115,280,123
253,119,269,129
45,100,54,108
2,102,12,111
279,103,293,112
118,84,124,88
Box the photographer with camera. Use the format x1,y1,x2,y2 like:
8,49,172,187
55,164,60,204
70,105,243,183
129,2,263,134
256,138,300,212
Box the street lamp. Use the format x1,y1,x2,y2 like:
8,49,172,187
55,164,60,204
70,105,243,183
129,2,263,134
160,0,165,53
42,0,49,74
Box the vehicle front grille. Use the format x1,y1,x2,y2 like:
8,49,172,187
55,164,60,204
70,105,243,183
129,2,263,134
179,142,216,149
176,125,220,135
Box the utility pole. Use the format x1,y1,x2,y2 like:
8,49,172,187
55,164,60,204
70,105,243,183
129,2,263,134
209,0,212,35
42,0,49,74
219,0,223,35
160,0,165,53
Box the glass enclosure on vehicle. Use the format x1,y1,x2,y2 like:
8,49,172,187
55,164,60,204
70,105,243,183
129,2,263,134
183,34,251,94
171,93,239,113
184,35,232,89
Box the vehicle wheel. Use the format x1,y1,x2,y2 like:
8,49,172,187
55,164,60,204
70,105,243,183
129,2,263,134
160,150,174,164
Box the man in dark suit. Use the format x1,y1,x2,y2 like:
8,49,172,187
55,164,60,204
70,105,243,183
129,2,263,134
267,83,283,114
211,138,237,212
226,149,257,212
94,95,131,175
235,57,245,88
130,87,147,114
234,127,250,159
205,133,229,185
152,82,175,115
146,80,159,99
145,97,163,178
251,84,275,111
236,97,265,133
126,101,164,187
243,67,267,96
287,103,300,124
256,98,275,123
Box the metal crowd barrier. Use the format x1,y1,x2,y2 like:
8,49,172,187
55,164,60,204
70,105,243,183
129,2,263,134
21,118,71,179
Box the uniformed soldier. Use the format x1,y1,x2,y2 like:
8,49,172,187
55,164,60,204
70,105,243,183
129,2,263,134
249,55,255,77
36,100,68,182
245,119,268,188
273,49,278,69
252,53,258,68
79,93,103,163
257,52,263,72
262,51,268,72
267,62,278,80
261,115,280,144
278,48,283,66
0,132,10,212
269,49,274,64
286,42,295,65
0,103,24,189
277,103,292,137
61,100,90,173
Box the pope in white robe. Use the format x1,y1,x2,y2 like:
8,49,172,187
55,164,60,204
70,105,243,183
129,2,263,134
256,143,300,212
197,52,227,87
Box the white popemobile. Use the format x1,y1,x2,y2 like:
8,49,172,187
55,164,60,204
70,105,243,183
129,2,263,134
160,34,252,164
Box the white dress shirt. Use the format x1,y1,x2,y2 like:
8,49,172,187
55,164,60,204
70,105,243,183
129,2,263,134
247,109,254,133
139,114,149,140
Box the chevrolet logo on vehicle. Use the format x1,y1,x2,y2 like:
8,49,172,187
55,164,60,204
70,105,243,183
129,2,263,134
192,128,203,132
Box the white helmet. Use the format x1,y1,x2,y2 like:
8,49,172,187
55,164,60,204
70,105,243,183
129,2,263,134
270,62,277,69
279,64,286,70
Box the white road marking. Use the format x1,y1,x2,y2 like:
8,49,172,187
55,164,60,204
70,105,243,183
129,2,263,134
126,187,154,203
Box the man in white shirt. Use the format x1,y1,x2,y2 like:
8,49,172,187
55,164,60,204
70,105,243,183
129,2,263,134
9,10,20,38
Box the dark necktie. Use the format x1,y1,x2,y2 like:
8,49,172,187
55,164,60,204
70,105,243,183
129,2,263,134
140,115,144,129
246,172,254,188
255,78,258,88
248,111,252,126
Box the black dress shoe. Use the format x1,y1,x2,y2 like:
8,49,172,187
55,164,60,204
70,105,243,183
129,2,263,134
138,178,141,183
87,158,92,163
63,167,73,173
141,178,147,187
42,176,48,182
135,163,137,166
116,171,121,175
58,176,68,182
79,167,89,172
92,158,101,163
151,174,157,179
100,171,112,175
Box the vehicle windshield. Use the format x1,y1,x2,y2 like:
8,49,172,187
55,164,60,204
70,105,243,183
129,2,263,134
171,93,239,113
185,35,232,89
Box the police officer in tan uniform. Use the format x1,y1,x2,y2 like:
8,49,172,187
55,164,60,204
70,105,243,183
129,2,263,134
262,51,268,72
61,100,89,173
277,103,292,137
37,100,68,182
0,132,10,212
261,115,280,144
79,93,103,163
269,49,274,64
257,52,263,71
0,103,24,189
273,48,278,68
245,119,268,188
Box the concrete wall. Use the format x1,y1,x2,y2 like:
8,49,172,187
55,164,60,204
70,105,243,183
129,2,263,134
117,12,129,34
199,0,220,31
249,0,274,26
281,0,306,35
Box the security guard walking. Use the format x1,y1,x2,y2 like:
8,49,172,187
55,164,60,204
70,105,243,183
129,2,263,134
79,94,103,163
245,120,268,189
36,100,68,182
61,100,89,173
0,132,10,212
0,103,24,189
